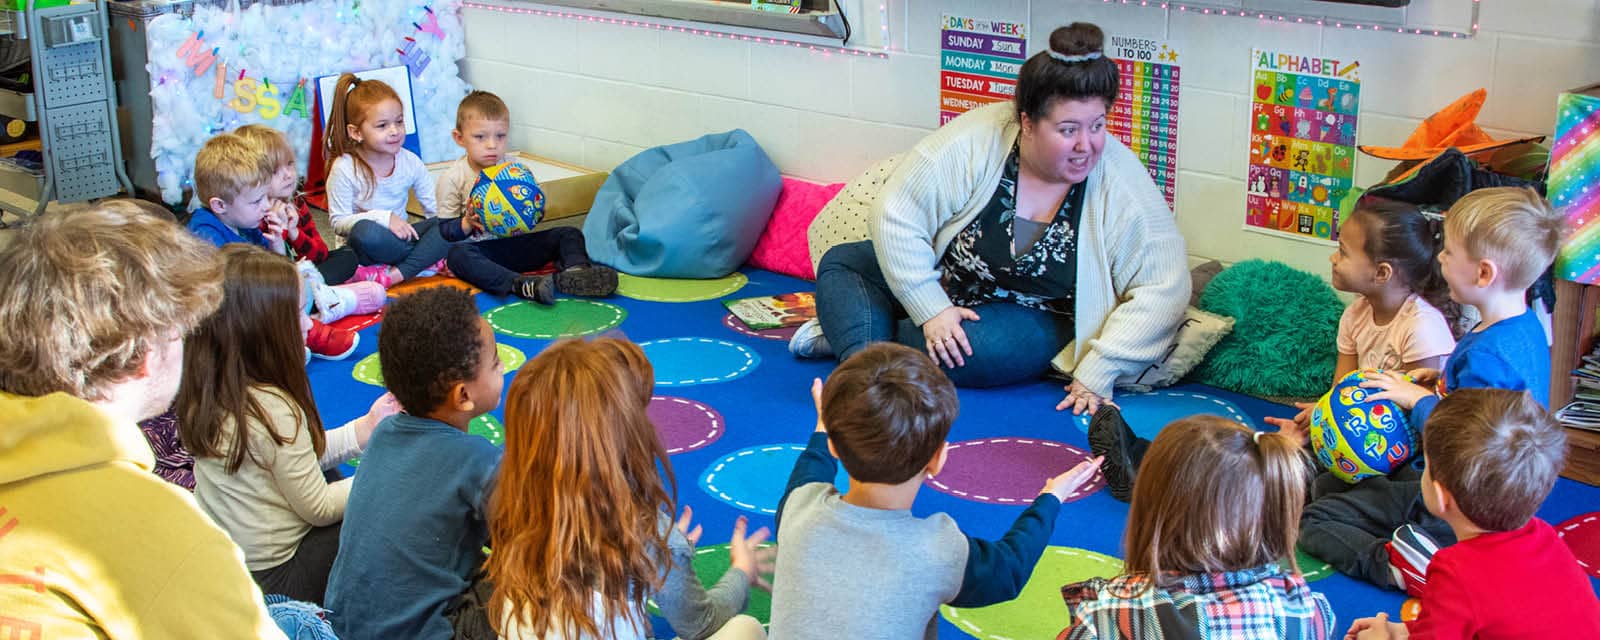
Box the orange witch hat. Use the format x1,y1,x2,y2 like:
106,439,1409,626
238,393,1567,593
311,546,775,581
1360,89,1544,181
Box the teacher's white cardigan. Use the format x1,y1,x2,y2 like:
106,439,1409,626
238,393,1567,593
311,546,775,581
806,102,1190,397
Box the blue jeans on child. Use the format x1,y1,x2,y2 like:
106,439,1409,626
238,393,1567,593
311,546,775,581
815,240,1073,388
348,217,449,280
445,227,592,296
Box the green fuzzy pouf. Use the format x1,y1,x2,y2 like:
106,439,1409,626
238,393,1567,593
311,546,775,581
1188,259,1344,398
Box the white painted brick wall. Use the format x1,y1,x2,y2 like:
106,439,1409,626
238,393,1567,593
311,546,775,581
461,0,1600,276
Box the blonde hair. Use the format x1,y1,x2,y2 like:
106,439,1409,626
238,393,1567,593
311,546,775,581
233,123,295,175
323,73,402,199
1444,187,1564,291
0,200,223,400
194,133,274,205
1424,389,1566,532
1124,416,1308,585
456,90,509,130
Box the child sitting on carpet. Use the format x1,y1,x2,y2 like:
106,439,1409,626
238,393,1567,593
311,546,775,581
235,124,361,286
178,244,399,605
484,338,769,640
1344,389,1600,639
1061,417,1333,639
234,124,387,332
769,342,1102,640
1302,186,1562,596
187,133,362,360
324,73,448,288
324,286,504,640
1093,197,1458,503
436,91,616,303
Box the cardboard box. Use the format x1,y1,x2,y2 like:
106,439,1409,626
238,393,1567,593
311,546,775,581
410,152,608,223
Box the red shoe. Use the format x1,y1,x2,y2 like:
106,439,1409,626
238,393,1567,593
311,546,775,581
346,264,395,289
306,318,359,360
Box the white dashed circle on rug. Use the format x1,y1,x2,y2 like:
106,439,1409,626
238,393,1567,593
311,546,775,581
699,443,848,515
942,546,1123,639
1070,389,1251,437
928,437,1105,504
1558,512,1600,578
649,395,725,455
721,313,800,342
640,337,760,387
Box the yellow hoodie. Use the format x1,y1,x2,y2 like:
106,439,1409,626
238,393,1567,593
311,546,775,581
0,391,287,639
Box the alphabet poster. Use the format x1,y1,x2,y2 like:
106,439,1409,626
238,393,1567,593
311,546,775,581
939,15,1026,126
1246,49,1361,243
1108,37,1180,212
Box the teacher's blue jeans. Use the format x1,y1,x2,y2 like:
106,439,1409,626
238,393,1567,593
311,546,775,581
814,240,1073,388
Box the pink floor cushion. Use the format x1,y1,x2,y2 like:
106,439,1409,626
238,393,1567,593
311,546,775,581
748,178,844,281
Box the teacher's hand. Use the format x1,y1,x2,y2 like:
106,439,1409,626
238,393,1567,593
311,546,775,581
1056,380,1108,415
922,305,980,369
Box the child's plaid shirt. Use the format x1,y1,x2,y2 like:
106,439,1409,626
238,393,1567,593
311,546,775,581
1059,563,1334,640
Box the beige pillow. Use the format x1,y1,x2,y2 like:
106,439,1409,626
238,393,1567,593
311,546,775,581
1119,307,1236,392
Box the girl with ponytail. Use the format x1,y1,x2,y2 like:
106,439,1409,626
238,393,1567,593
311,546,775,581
1062,416,1335,639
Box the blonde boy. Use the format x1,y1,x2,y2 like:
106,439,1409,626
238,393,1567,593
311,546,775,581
188,133,283,253
1302,187,1565,595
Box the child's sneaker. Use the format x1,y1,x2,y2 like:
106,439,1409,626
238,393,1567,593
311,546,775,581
512,274,555,305
417,258,450,278
341,281,387,315
347,264,394,289
1089,405,1142,503
1387,524,1441,597
787,318,832,359
306,318,359,360
555,264,618,297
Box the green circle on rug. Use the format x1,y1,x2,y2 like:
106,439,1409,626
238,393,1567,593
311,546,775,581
942,546,1122,639
469,414,505,447
648,542,773,625
352,343,528,387
1295,547,1333,582
616,272,748,303
483,299,627,339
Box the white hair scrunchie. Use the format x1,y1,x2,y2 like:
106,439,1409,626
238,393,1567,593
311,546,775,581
1047,50,1103,64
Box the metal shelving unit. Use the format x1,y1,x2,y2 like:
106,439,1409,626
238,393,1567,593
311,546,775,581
0,0,131,224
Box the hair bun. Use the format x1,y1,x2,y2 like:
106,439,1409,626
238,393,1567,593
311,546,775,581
1049,22,1105,57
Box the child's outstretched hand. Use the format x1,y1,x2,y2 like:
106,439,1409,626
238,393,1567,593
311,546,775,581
387,212,419,241
1345,613,1407,640
674,504,703,547
1263,402,1312,447
1042,456,1103,502
810,377,826,433
728,516,776,592
1360,371,1433,410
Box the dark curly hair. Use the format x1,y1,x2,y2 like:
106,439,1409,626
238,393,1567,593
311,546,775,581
378,286,486,415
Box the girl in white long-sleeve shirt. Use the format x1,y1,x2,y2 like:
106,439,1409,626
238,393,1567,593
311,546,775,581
178,244,399,604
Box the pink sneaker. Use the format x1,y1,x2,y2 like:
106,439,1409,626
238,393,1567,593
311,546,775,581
417,258,450,278
342,281,387,315
346,264,394,289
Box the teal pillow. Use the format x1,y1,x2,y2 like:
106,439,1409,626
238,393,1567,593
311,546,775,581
1188,259,1344,398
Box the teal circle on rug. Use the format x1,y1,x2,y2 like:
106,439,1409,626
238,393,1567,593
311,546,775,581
353,343,527,387
616,272,748,302
698,443,848,515
641,337,760,387
1069,390,1251,436
941,546,1123,639
483,299,626,340
648,542,776,625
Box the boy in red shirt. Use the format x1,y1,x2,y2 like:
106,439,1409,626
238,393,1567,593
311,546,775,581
1347,388,1600,639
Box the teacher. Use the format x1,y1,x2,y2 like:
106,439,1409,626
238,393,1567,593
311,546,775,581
793,22,1189,414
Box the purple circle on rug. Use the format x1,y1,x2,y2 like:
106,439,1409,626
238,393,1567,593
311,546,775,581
721,313,799,342
649,395,725,455
928,437,1105,504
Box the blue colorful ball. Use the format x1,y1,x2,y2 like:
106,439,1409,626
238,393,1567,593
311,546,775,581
1309,369,1416,484
468,161,545,238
